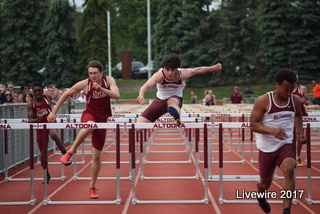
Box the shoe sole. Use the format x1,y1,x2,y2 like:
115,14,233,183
61,161,71,166
63,160,72,166
61,154,72,166
258,199,271,213
175,119,181,126
91,196,99,199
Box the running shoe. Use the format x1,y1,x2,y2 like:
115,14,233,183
61,151,73,166
89,187,99,199
168,106,181,125
296,157,303,167
283,208,290,214
258,198,270,213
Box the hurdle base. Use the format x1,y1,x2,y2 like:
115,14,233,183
209,175,260,181
148,150,188,153
6,176,66,182
141,175,199,180
219,199,284,204
145,160,191,164
132,199,208,204
305,198,320,205
274,175,320,180
74,176,131,180
45,199,121,205
0,198,36,206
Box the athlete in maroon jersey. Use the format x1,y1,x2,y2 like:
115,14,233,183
47,61,120,199
27,83,69,184
292,71,309,167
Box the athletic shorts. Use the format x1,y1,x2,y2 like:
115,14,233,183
36,129,50,151
258,143,295,178
81,111,107,151
141,96,183,122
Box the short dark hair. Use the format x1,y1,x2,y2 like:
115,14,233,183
87,60,103,72
275,69,297,85
20,85,30,91
32,83,43,90
160,53,181,69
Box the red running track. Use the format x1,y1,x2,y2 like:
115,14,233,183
0,126,320,214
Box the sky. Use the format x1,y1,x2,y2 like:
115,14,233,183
70,0,84,6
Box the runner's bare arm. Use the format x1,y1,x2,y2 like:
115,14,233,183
182,63,222,80
293,95,307,143
47,80,88,122
137,71,162,105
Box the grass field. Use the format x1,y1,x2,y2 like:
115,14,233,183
115,79,314,104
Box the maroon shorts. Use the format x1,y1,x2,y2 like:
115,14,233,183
141,96,183,122
81,112,107,151
258,143,295,178
36,129,50,151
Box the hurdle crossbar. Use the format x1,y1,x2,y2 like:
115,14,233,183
129,123,209,204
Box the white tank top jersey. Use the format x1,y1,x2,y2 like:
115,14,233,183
156,68,186,100
255,92,296,152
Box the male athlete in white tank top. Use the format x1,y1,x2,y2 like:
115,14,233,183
250,69,306,214
255,92,296,152
136,53,221,128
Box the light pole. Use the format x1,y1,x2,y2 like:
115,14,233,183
147,0,151,79
107,11,111,77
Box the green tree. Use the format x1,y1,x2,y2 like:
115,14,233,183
41,0,78,88
74,0,109,80
0,0,5,82
256,1,295,83
215,0,261,85
109,0,160,66
0,0,50,85
187,7,225,87
153,0,184,69
288,0,320,82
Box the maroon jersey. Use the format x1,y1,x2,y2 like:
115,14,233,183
292,85,308,116
30,95,52,123
84,76,112,121
230,92,243,104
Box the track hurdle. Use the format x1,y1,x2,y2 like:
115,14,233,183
1,119,68,182
39,122,122,205
1,122,123,205
208,122,259,182
140,126,199,180
144,117,201,165
305,123,320,205
0,124,36,206
130,123,209,204
215,123,298,205
140,121,211,180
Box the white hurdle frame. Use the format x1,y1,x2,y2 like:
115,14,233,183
0,119,67,183
1,122,123,205
129,122,210,205
214,122,297,205
144,117,201,165
0,124,36,206
305,123,320,205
